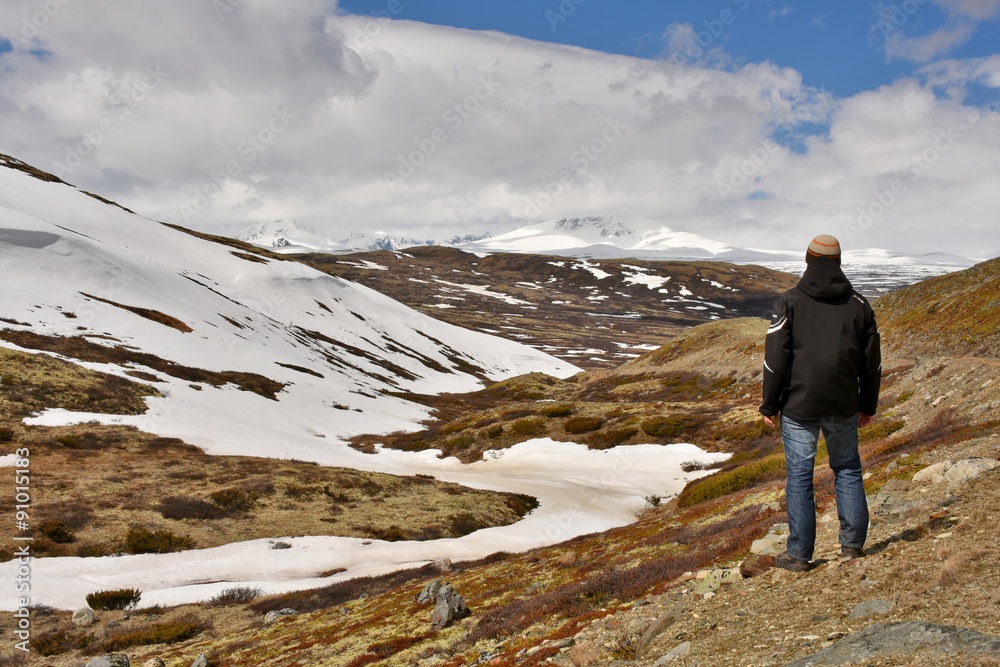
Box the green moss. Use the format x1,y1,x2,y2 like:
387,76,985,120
859,418,907,445
677,453,786,507
641,415,705,438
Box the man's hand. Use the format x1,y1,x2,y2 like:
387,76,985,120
859,413,875,428
763,416,776,429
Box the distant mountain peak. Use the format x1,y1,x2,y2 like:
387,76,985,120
554,216,638,240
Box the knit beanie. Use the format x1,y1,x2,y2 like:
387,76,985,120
806,234,842,264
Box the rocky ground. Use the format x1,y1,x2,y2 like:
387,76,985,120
552,434,1000,667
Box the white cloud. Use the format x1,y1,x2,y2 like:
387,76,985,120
0,1,998,257
933,0,1000,19
885,22,976,63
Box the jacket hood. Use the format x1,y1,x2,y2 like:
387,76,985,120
797,257,854,300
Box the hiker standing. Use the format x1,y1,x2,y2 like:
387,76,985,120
759,235,882,571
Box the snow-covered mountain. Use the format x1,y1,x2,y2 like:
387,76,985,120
0,157,578,450
237,219,490,254
460,216,770,261
236,219,351,253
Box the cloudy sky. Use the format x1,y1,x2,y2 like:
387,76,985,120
1,0,998,256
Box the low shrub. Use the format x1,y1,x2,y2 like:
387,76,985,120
38,520,75,543
29,630,92,657
284,483,321,500
564,416,603,434
208,586,263,606
504,493,540,515
159,496,223,520
125,527,195,554
87,588,142,611
714,419,771,442
210,488,259,512
0,426,14,442
541,404,574,418
859,418,906,445
444,435,475,450
676,453,786,507
101,616,202,652
510,417,546,437
589,427,638,449
449,512,490,537
480,424,504,439
641,415,705,438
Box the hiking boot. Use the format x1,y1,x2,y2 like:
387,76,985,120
775,552,812,572
840,546,864,560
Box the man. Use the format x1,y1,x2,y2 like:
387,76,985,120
760,234,882,572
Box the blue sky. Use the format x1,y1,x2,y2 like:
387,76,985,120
337,0,1000,97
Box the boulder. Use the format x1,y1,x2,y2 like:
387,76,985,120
142,660,166,667
263,608,298,624
568,640,602,666
750,523,788,555
848,599,895,620
85,655,130,667
431,583,470,630
785,621,1000,666
73,607,96,626
416,579,443,604
191,655,210,667
654,641,691,665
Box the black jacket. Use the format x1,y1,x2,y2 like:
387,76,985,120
759,258,882,421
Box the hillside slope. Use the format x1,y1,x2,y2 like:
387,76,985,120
874,255,1000,359
0,153,578,454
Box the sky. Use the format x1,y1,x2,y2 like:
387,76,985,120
1,0,999,256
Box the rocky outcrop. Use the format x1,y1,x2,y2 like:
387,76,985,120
786,621,1000,666
432,583,470,631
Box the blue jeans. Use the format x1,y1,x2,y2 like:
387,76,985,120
781,415,868,561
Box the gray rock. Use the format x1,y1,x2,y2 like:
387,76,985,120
85,655,130,667
270,541,292,550
73,607,96,626
431,583,470,630
433,558,454,573
847,599,895,620
784,621,1000,666
416,578,443,604
943,457,1000,487
142,660,166,667
693,567,743,595
263,608,298,624
654,641,691,665
191,655,210,667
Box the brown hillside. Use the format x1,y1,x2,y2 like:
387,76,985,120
297,246,797,369
875,255,1000,359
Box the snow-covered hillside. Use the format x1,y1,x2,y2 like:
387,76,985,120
0,158,730,610
0,159,578,451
